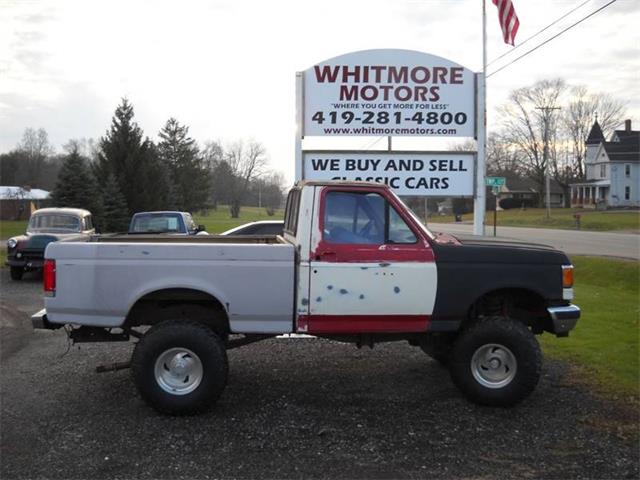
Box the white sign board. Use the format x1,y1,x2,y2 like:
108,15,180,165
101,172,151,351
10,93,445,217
303,151,475,197
302,49,475,137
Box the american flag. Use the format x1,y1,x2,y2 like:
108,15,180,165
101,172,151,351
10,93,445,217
492,0,520,46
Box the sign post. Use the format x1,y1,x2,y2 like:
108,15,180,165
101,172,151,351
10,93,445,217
485,177,505,237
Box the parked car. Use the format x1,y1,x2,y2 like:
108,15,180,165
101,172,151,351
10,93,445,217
32,181,579,415
129,211,207,235
5,208,95,280
221,220,284,236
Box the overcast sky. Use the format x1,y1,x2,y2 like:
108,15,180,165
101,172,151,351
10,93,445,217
1,0,638,183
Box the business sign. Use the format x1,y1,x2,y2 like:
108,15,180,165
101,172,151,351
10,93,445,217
302,49,475,137
303,151,475,197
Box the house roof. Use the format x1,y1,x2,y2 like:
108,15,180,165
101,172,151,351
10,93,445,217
604,128,640,163
504,176,564,194
0,186,50,200
586,121,605,145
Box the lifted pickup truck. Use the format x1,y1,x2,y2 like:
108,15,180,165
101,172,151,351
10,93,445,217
32,181,580,415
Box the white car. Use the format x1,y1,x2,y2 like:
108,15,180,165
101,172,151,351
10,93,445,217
221,220,283,236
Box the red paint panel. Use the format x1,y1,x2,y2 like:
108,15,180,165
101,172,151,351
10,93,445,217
313,185,435,263
299,314,430,334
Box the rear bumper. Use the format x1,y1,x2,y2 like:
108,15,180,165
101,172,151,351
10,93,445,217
31,309,62,330
547,304,580,336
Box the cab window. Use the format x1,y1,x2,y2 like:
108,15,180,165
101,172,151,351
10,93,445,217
323,191,416,245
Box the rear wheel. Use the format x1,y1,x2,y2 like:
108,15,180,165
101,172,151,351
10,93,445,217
10,267,23,281
131,320,228,415
449,316,542,407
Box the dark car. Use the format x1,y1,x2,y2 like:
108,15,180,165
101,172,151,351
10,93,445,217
5,208,95,280
220,220,284,236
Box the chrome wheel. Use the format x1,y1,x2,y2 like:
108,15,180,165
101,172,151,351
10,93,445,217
471,343,517,389
154,347,203,395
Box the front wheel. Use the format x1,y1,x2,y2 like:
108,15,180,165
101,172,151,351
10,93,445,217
131,320,228,415
449,316,542,407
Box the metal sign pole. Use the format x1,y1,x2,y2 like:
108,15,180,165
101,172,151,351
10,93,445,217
473,0,487,236
295,72,304,182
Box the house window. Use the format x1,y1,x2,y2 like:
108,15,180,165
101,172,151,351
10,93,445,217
625,186,631,200
625,164,631,177
600,164,606,178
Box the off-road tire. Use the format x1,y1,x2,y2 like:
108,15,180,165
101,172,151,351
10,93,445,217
10,267,23,281
131,320,228,415
449,316,542,407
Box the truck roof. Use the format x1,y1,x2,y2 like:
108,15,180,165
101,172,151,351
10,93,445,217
294,180,389,189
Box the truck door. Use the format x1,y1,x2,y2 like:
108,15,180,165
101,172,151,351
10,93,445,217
302,186,437,334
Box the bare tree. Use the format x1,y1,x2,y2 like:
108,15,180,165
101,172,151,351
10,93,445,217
563,86,626,178
498,79,566,206
225,139,268,218
15,128,55,188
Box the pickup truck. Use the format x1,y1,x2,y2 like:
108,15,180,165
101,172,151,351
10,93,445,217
128,211,206,235
32,181,580,415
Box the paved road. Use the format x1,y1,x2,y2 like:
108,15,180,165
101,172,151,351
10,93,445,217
428,223,640,260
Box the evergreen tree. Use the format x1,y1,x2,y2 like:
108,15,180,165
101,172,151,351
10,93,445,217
100,174,130,232
51,147,102,216
157,118,210,212
94,99,169,214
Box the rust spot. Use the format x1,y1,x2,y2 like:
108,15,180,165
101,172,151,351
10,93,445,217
359,294,365,300
339,289,348,295
394,286,401,294
316,297,322,302
379,262,390,267
301,298,309,306
360,266,369,270
327,285,333,290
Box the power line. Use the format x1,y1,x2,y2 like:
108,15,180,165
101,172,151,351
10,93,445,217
487,0,592,68
487,0,618,78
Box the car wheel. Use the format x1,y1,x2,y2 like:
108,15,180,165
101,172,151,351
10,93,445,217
131,320,228,415
449,316,542,407
10,267,24,281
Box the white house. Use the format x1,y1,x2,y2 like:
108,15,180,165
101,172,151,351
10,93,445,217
570,119,639,208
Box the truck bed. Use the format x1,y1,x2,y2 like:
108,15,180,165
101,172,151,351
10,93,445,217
44,237,296,334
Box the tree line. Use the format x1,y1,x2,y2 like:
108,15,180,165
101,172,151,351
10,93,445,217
0,99,285,230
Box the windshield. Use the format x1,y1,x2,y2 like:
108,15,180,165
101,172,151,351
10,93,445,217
130,213,184,233
28,214,82,233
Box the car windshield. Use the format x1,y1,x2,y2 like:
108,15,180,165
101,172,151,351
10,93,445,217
28,214,82,233
130,214,183,233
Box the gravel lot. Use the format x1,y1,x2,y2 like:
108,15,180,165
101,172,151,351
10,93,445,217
1,268,638,480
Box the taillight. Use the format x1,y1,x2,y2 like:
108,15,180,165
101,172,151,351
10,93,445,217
562,265,574,288
44,259,56,296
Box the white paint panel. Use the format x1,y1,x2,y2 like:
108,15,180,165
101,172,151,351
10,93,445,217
308,262,437,315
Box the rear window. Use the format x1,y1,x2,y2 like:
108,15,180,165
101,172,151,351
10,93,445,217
284,188,301,235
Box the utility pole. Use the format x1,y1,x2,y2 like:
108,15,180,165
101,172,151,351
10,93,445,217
535,106,561,219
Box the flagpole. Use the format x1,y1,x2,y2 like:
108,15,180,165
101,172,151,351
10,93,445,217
473,0,487,236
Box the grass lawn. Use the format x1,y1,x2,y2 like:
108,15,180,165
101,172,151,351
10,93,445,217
431,208,640,232
540,256,639,400
193,205,284,234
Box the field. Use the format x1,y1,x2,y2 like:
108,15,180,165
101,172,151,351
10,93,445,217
432,207,640,232
541,256,639,399
193,205,284,233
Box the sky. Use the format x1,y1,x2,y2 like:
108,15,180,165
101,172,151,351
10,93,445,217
1,0,638,184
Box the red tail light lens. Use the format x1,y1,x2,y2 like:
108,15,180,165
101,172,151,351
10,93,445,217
44,259,56,296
